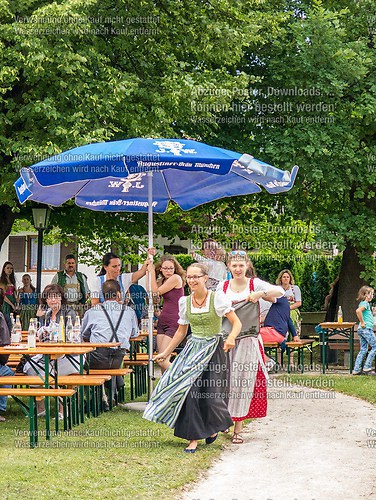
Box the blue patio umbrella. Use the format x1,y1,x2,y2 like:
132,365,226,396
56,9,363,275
14,137,298,395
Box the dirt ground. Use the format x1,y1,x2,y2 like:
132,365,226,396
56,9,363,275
180,380,376,500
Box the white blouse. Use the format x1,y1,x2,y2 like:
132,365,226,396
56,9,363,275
216,278,284,303
90,273,133,300
178,290,233,325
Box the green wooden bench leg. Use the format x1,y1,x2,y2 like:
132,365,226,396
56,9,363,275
118,384,125,403
108,378,114,411
45,396,51,440
55,396,59,434
29,396,36,448
130,370,135,400
71,392,76,426
321,330,326,374
85,386,91,418
96,386,101,416
79,386,85,423
300,348,304,373
63,396,69,431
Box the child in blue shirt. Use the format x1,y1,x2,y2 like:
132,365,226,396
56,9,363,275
353,286,376,375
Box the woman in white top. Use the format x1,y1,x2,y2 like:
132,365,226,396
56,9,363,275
91,251,152,306
144,262,241,453
217,251,284,444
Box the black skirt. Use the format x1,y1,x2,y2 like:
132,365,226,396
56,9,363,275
174,340,233,440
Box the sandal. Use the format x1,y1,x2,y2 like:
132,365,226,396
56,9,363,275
231,432,244,444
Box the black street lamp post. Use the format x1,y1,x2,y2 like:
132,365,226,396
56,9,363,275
32,207,50,299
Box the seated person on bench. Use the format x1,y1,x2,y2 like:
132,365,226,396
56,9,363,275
260,296,298,369
260,296,298,346
81,279,139,405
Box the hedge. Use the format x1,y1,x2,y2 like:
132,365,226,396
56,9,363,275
174,253,342,312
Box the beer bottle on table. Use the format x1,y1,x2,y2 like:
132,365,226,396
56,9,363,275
59,315,65,342
337,306,343,323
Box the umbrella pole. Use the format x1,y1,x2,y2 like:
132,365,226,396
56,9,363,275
147,171,155,398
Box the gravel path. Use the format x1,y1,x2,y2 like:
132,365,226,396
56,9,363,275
181,381,376,500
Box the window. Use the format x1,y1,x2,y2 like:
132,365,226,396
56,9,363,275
8,235,77,272
29,237,61,271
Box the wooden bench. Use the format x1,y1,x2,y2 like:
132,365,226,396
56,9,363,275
285,339,315,373
122,361,149,400
8,374,112,423
89,369,133,376
0,388,75,448
59,375,111,421
263,342,280,366
6,353,22,368
88,368,133,407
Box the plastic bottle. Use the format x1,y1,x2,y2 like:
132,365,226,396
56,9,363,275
337,306,343,323
49,321,59,342
15,315,22,343
73,316,81,343
27,318,36,349
66,316,74,342
59,315,65,342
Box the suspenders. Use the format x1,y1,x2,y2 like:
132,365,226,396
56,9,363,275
99,304,126,345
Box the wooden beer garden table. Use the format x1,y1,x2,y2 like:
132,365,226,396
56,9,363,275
318,322,357,374
0,344,96,436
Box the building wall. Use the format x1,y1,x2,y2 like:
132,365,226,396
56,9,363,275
0,233,192,293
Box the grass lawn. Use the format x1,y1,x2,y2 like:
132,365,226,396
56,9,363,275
277,373,376,405
0,383,231,500
2,368,374,499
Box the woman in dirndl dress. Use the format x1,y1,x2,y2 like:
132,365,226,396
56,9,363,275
218,251,284,444
143,262,241,453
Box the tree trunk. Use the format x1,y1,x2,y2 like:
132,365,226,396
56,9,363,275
0,205,17,252
337,242,367,322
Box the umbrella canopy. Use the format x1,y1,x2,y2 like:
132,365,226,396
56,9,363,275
16,138,246,188
14,137,298,398
15,151,298,210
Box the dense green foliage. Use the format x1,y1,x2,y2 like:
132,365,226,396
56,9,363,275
0,0,375,315
173,252,340,311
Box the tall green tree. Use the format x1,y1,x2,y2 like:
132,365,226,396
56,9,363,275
0,0,285,248
209,0,376,319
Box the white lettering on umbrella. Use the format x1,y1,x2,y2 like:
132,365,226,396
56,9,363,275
18,182,27,195
108,174,145,193
85,200,109,206
153,141,196,156
121,200,158,207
